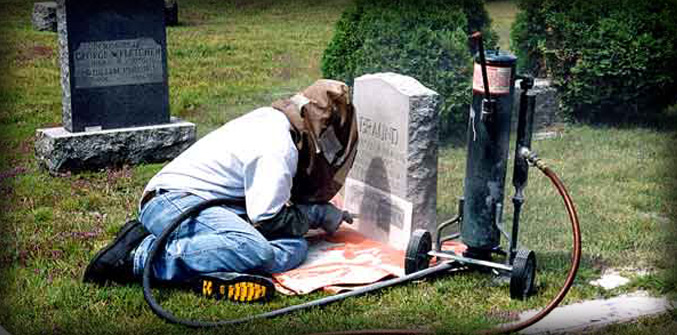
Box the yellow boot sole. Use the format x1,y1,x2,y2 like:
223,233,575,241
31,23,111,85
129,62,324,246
193,273,274,303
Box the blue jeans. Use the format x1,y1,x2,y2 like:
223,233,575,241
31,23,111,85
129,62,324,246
132,191,308,282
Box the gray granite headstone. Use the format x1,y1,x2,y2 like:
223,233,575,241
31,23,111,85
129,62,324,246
57,0,169,132
512,78,562,132
344,73,440,250
32,2,57,32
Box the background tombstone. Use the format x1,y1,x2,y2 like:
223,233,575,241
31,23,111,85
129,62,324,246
165,0,179,26
512,78,562,134
344,73,440,250
35,0,195,174
57,0,169,132
32,2,57,32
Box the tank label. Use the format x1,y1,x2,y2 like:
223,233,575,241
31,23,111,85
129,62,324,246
472,63,512,95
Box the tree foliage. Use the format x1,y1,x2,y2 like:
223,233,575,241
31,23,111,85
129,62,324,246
321,0,495,136
511,0,677,121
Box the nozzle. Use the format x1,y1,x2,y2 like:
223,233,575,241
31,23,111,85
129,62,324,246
342,211,356,224
519,148,547,171
516,75,535,91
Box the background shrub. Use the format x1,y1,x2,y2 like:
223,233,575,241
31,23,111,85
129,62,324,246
511,0,677,122
321,0,495,137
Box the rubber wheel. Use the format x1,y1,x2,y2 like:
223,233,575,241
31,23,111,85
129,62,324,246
405,229,432,275
510,249,537,300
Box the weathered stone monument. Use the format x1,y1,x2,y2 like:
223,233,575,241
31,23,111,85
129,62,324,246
35,0,195,173
513,78,562,133
32,2,57,32
57,0,170,131
164,0,179,26
344,73,440,250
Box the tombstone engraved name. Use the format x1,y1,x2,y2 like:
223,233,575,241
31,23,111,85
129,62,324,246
57,0,169,132
344,73,440,250
72,38,164,89
35,0,196,174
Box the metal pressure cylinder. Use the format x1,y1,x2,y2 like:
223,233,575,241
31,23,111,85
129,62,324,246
461,50,517,258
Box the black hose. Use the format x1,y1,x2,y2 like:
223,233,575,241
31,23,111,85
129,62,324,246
143,160,581,333
142,198,456,328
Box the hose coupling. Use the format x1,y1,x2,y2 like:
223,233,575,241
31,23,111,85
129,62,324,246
518,147,547,171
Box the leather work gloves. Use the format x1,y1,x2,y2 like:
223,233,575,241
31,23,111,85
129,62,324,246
296,203,353,235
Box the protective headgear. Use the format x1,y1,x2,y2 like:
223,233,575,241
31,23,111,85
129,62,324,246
272,79,359,203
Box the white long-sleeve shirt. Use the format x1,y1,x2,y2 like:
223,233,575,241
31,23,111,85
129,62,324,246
142,107,298,223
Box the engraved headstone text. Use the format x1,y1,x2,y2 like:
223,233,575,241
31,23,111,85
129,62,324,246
74,38,163,88
344,73,439,250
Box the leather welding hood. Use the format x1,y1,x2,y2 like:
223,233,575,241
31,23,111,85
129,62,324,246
272,79,359,203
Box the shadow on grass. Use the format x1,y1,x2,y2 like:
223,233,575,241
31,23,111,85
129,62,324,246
666,124,677,297
439,128,469,149
571,104,677,133
536,251,604,277
439,103,677,150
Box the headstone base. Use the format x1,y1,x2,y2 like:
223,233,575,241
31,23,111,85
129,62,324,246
35,118,196,174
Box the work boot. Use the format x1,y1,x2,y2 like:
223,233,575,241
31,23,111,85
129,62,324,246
191,272,275,303
83,219,150,286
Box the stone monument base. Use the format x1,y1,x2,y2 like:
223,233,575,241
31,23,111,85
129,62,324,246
35,118,196,174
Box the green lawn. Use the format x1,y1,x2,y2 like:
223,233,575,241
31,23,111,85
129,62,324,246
485,0,518,51
1,0,676,334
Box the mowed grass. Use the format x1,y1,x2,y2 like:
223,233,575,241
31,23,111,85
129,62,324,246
1,0,676,334
484,0,518,51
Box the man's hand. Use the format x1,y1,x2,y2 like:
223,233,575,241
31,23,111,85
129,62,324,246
297,203,352,235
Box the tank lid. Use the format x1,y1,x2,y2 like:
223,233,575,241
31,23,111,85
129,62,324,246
476,50,517,65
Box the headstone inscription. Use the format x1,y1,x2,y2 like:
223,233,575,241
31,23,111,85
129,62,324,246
57,0,169,132
35,0,196,174
344,73,440,250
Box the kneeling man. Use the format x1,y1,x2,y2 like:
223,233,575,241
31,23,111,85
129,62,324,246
83,80,358,302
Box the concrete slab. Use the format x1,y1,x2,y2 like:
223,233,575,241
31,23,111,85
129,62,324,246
516,291,674,334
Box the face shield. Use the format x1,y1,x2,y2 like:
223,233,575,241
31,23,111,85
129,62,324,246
272,79,359,203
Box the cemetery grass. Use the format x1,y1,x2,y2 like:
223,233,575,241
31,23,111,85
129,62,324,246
1,0,676,334
484,0,518,51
